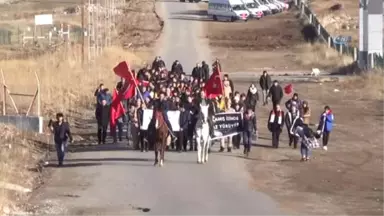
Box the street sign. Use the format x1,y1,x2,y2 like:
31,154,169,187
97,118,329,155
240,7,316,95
333,35,352,45
34,14,53,25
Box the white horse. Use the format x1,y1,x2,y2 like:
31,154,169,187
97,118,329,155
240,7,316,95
195,103,211,164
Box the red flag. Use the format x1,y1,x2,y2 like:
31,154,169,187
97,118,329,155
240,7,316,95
204,67,224,99
113,61,140,99
113,61,134,82
122,79,136,99
110,88,126,128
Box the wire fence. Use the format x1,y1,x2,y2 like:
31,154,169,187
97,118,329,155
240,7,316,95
294,0,384,69
0,22,82,49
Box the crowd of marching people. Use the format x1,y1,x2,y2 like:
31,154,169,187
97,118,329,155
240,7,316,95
92,56,335,162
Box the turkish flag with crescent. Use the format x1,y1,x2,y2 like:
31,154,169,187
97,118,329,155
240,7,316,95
204,66,224,99
110,61,138,128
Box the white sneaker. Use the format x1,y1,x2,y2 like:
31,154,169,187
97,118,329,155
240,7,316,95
323,146,328,151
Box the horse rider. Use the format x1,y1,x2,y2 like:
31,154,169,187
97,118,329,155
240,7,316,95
195,90,215,138
152,91,177,139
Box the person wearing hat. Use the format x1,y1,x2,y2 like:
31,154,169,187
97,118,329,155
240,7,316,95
48,113,73,167
285,93,302,111
267,80,284,108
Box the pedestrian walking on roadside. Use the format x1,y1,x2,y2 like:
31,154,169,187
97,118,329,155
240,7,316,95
95,99,110,144
317,105,334,151
242,108,257,156
267,80,284,108
302,101,311,125
267,104,284,148
259,70,272,106
48,113,73,167
285,103,300,148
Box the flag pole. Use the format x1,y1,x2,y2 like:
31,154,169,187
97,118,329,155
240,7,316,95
128,69,145,105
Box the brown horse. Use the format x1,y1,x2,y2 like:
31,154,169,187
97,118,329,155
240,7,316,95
154,110,168,167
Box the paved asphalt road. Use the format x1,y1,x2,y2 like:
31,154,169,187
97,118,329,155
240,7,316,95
31,1,281,215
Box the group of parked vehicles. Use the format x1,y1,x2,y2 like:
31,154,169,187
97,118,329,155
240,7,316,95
180,0,291,22
207,0,290,21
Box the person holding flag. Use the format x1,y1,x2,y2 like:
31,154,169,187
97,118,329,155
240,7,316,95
202,64,224,137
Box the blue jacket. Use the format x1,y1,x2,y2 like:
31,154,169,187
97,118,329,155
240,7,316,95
318,112,334,132
97,92,112,105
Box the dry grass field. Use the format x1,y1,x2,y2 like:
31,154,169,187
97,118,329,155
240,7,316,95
202,3,354,72
231,72,384,215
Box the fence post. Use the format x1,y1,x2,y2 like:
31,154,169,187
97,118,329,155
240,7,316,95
309,13,312,24
370,54,375,69
338,44,343,54
34,71,41,116
317,23,321,35
353,47,357,61
301,3,304,16
327,37,331,48
1,69,5,115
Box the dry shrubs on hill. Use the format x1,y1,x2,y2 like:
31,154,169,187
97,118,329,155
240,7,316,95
293,43,354,69
0,124,47,214
0,46,144,118
340,71,384,101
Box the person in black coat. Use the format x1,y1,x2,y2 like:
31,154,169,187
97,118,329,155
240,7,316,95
267,104,285,148
244,84,259,112
242,108,257,155
152,56,165,71
48,113,73,167
202,61,210,82
186,97,198,151
267,80,284,108
95,99,110,145
171,60,183,74
259,70,272,105
192,63,203,82
178,103,190,152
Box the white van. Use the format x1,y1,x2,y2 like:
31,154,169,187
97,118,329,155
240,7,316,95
241,0,263,19
251,0,272,15
257,0,280,14
208,0,250,22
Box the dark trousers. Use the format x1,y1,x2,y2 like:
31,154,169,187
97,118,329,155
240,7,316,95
243,131,251,152
139,130,148,151
177,130,187,151
272,130,281,148
130,124,140,150
288,134,298,148
111,122,123,142
97,124,108,144
322,131,330,146
272,99,281,108
188,123,196,150
55,141,67,165
232,134,241,149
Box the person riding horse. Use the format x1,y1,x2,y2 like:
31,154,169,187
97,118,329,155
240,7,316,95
195,91,215,137
149,92,176,139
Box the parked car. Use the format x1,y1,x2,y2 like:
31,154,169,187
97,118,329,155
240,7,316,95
241,0,264,19
258,0,280,14
272,0,289,10
208,0,250,22
264,0,283,12
252,0,272,15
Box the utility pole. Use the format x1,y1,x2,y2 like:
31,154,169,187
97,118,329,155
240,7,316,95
81,0,85,66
